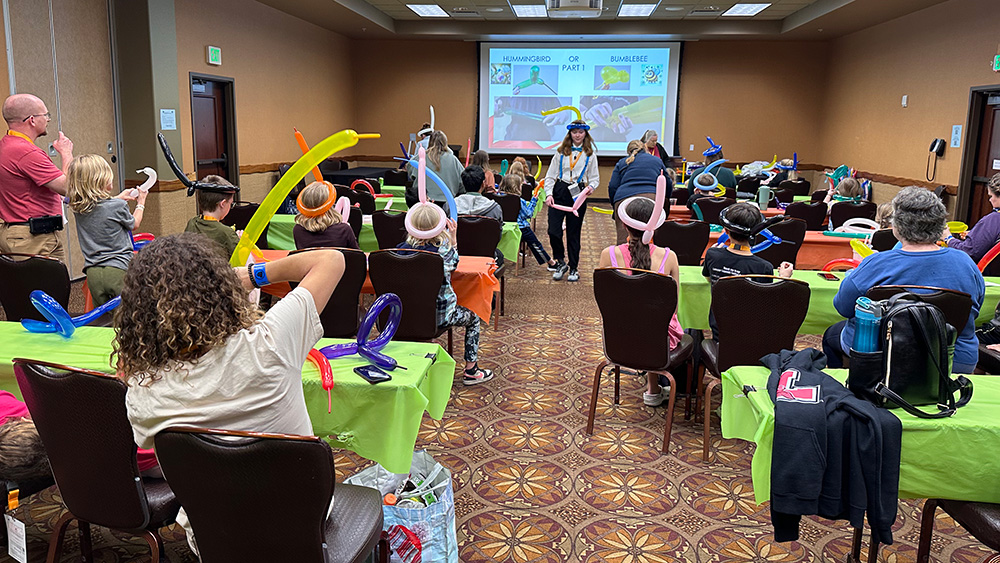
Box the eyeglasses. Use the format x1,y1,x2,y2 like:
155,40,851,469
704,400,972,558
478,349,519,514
22,112,51,122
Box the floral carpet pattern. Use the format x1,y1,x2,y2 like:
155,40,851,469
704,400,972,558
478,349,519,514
4,205,996,562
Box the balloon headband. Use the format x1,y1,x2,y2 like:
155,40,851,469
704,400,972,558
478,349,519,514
616,173,667,245
703,136,723,157
157,133,239,197
694,158,727,191
776,152,799,171
567,122,590,131
404,146,448,240
719,205,785,240
417,105,435,137
296,181,339,218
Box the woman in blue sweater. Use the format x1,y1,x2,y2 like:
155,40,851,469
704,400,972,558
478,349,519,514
823,187,985,373
608,140,670,244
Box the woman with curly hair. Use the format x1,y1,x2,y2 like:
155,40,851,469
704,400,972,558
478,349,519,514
114,233,343,552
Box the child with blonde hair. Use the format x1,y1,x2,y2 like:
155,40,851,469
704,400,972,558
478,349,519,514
507,173,558,270
293,181,359,250
69,154,148,305
396,205,494,385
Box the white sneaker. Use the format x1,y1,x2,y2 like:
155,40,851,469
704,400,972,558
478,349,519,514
567,269,580,282
552,264,569,280
643,385,670,407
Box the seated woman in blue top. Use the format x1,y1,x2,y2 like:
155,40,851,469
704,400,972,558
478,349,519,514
822,187,985,373
946,173,1000,275
608,140,669,244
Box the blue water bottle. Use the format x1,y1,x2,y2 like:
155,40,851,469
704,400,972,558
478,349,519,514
853,297,882,353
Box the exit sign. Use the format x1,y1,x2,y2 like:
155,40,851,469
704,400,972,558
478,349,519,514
206,45,222,66
994,54,1000,72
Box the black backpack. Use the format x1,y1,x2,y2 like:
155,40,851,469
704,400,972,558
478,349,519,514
975,299,1000,345
848,293,973,418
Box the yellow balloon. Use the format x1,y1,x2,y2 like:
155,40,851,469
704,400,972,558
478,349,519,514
230,129,380,266
541,105,582,121
850,238,875,258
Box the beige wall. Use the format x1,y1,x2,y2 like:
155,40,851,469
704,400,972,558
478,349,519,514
821,0,1000,187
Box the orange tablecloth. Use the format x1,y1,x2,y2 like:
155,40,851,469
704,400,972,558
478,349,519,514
706,231,853,270
257,251,499,323
669,204,783,221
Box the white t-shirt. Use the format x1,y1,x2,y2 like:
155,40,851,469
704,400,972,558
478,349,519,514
125,286,323,450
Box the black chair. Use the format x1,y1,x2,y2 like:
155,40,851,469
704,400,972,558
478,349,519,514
691,197,735,225
155,427,386,563
0,253,71,321
222,201,269,250
368,249,452,353
319,159,348,176
588,268,694,453
917,499,1000,563
364,177,382,194
372,210,408,249
13,359,181,562
736,177,761,198
485,193,521,223
448,144,463,158
773,188,794,206
653,220,710,266
289,248,367,338
811,189,829,203
829,200,877,230
384,169,409,188
458,215,506,328
865,285,973,340
784,201,828,231
699,276,810,462
870,228,898,251
754,217,807,268
673,188,689,206
342,188,375,215
779,178,810,196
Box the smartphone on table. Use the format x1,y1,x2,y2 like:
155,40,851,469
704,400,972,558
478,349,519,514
818,272,839,281
355,364,392,384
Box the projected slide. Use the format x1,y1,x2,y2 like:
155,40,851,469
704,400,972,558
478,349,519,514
479,42,681,157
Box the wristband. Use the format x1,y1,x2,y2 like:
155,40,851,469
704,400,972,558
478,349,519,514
135,204,145,210
250,263,270,288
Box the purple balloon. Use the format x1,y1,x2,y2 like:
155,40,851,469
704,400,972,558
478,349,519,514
319,293,403,370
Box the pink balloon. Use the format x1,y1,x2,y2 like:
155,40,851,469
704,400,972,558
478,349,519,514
405,146,448,239
335,196,351,224
617,173,667,245
548,187,592,217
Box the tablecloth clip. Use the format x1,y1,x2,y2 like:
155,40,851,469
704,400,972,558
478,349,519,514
742,385,759,397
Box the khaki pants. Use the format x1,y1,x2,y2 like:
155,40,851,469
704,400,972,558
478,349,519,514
0,223,65,262
86,266,127,306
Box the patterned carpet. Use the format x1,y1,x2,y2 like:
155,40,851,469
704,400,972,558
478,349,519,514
4,205,997,562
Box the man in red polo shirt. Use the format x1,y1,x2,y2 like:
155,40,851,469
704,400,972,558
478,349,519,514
0,93,74,261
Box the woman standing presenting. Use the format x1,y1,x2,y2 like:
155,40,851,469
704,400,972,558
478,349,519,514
544,120,599,282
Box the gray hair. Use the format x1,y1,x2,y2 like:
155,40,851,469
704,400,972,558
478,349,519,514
892,186,946,244
641,130,657,143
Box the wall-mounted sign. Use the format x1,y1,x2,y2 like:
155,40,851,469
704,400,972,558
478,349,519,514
160,109,176,131
207,45,222,66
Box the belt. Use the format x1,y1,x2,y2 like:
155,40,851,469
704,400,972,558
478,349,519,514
2,221,29,226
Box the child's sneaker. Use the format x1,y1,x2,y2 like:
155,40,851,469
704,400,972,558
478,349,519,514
567,269,580,282
547,260,564,272
643,385,670,406
552,263,570,280
463,366,494,386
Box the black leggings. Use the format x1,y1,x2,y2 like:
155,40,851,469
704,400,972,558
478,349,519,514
547,205,586,269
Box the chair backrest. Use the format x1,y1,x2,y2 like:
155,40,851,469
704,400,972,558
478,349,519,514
870,228,899,251
0,253,71,321
594,268,679,371
457,216,501,257
673,188,688,206
448,144,463,157
372,210,408,249
289,248,366,338
345,208,362,238
368,249,445,341
653,220,710,266
154,427,336,563
829,200,877,229
754,217,807,268
349,189,376,215
221,202,268,250
784,201,828,231
277,164,307,197
779,178,811,196
773,188,794,205
384,169,409,188
865,285,973,335
485,193,521,222
520,184,533,202
736,177,761,196
692,197,735,225
811,189,828,203
364,178,382,194
13,359,152,530
712,276,810,372
318,159,347,175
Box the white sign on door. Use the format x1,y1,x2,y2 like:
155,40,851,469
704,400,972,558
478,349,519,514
993,159,1000,171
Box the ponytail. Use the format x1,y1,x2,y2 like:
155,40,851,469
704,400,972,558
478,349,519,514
627,229,651,270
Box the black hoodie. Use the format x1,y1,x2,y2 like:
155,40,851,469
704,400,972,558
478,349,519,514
763,348,902,545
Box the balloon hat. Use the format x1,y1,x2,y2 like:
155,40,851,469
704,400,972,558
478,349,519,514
693,158,728,192
703,136,723,157
295,181,351,224
22,291,121,338
404,146,449,239
617,172,667,245
418,105,435,137
716,205,787,253
157,134,239,198
776,153,799,171
127,167,157,198
567,122,591,131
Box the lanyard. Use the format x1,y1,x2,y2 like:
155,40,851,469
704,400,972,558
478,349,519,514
559,153,590,185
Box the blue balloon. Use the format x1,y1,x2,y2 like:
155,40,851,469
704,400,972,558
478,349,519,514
21,291,122,338
715,229,783,254
320,293,403,370
395,157,459,222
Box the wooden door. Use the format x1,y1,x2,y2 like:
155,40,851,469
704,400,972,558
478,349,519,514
968,103,1000,226
192,79,229,181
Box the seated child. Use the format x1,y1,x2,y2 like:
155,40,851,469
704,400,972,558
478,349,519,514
505,174,557,270
455,166,503,223
69,154,149,306
875,202,894,229
702,202,794,340
686,172,719,213
824,177,864,208
116,233,345,553
512,157,536,190
184,175,239,260
293,181,359,250
597,197,684,406
396,205,494,385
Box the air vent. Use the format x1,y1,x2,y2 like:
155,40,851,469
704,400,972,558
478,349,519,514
450,6,481,16
688,5,722,15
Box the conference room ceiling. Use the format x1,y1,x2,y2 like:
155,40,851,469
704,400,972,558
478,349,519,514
257,0,948,39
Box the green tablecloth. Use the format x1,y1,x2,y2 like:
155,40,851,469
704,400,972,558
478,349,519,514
268,213,522,258
721,366,1000,505
0,322,455,474
793,195,811,202
677,265,1000,334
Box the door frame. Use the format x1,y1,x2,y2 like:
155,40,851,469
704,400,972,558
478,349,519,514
957,83,1000,223
189,72,239,189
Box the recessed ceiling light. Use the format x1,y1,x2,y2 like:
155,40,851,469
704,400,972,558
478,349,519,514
511,4,547,17
618,3,657,17
662,5,685,11
721,3,770,16
485,7,504,12
406,4,449,17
